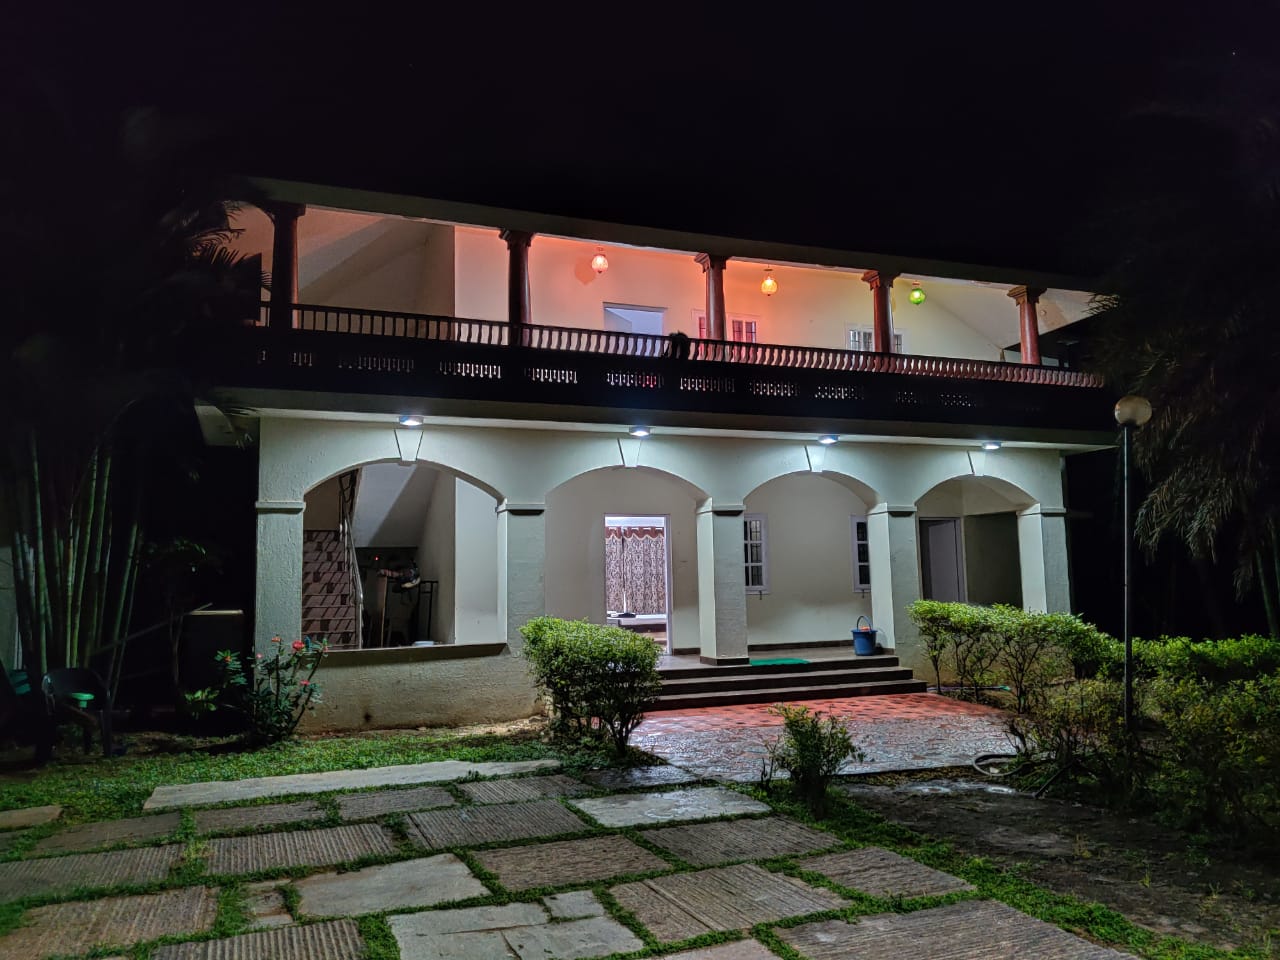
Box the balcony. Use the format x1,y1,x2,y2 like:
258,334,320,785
217,302,1111,438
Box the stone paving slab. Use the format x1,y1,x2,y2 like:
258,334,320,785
0,843,185,902
611,862,848,941
799,845,976,898
144,759,559,809
457,773,589,804
0,831,28,855
581,765,698,790
206,823,396,875
193,799,326,834
243,879,293,928
152,918,365,959
406,799,587,849
657,942,779,960
389,901,643,960
296,853,488,917
0,805,61,830
475,834,669,891
642,816,837,866
31,811,183,855
572,786,768,827
779,899,1136,959
0,885,217,958
544,890,606,919
337,784,456,820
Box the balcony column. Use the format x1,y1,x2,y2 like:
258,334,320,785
254,499,305,655
867,503,922,666
1009,285,1046,364
497,500,545,651
861,270,899,352
1017,504,1071,613
265,201,305,332
695,253,729,340
696,499,749,665
500,229,534,347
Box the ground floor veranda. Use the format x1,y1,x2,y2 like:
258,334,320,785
254,414,1075,730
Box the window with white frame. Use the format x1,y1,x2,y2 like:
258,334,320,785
847,327,904,353
851,515,871,590
743,513,768,593
695,311,759,342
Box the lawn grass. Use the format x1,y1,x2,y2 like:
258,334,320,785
0,731,561,822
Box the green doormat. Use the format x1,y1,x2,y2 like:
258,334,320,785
749,658,808,666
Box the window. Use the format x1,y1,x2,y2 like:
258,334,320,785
847,327,904,353
851,516,871,590
743,513,768,593
695,311,759,342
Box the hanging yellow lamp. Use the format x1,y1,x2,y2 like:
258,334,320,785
590,248,609,275
760,266,778,296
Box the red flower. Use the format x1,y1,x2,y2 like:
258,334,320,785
292,639,305,651
300,679,310,687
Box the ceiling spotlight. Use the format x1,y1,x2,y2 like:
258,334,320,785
398,415,425,427
591,249,609,275
760,267,778,296
628,426,651,438
982,440,1002,451
818,434,839,445
908,281,926,305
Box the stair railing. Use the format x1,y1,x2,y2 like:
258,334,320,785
337,470,363,649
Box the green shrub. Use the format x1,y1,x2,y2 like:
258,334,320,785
186,636,327,745
520,617,662,757
993,606,1071,713
767,704,864,814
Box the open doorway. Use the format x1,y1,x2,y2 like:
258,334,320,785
604,515,671,651
603,304,666,336
920,517,967,602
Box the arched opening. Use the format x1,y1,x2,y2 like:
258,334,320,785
914,475,1034,606
302,460,500,649
545,466,707,653
743,471,878,647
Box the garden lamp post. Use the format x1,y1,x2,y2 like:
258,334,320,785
1115,394,1153,733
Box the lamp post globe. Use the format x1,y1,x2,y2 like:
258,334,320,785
1115,395,1153,427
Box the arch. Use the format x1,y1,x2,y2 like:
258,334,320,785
304,457,504,502
743,469,877,506
544,464,710,503
914,473,1036,514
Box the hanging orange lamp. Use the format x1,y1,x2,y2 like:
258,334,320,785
760,266,778,296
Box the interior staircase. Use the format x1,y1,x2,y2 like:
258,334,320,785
653,652,927,710
301,529,359,649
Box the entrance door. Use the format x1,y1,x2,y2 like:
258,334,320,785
604,515,672,652
920,518,966,602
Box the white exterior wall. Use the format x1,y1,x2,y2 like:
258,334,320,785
417,471,455,643
257,415,1074,725
453,479,499,644
743,474,873,646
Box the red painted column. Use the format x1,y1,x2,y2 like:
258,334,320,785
1008,285,1046,364
695,253,729,340
265,201,305,332
500,229,534,346
861,270,899,352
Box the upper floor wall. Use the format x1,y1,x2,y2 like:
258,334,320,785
229,205,1093,366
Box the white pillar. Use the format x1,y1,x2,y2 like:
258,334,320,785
497,501,545,653
1018,505,1071,612
867,503,921,657
254,500,306,654
696,500,749,665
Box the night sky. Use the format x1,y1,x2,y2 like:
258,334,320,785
6,4,1275,276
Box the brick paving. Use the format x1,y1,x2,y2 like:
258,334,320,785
633,692,1014,780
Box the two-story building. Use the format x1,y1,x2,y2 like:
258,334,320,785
212,180,1110,730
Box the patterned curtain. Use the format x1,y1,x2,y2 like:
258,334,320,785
605,526,667,614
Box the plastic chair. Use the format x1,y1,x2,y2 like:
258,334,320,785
1,667,54,763
42,668,113,756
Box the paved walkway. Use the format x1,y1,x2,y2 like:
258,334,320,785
634,692,1015,781
0,698,1136,959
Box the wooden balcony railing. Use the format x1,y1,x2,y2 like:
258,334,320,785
256,302,1103,389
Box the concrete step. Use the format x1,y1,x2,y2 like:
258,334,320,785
659,655,900,680
651,677,928,711
659,666,916,697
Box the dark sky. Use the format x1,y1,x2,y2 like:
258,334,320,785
7,4,1275,276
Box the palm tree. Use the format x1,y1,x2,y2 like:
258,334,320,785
1089,68,1280,637
0,102,265,685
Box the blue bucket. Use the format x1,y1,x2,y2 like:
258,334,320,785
852,615,877,656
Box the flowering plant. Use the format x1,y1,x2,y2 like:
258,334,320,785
187,636,328,744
